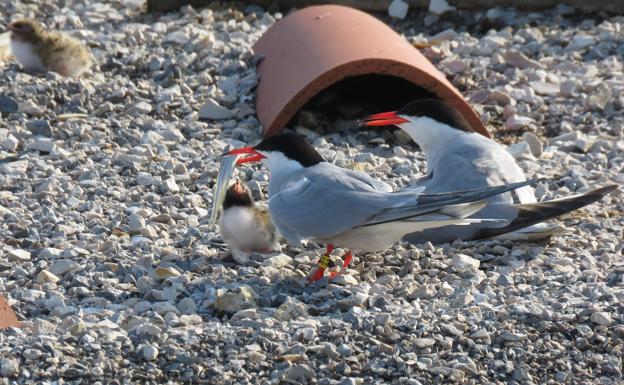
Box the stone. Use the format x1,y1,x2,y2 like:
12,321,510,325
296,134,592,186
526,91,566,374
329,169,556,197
20,100,45,116
585,83,612,111
0,160,28,175
177,297,197,315
142,345,159,361
560,79,580,96
27,137,55,153
428,0,455,15
414,338,436,348
274,297,308,321
0,358,19,377
489,90,511,106
507,142,535,160
504,49,541,69
26,120,53,137
505,115,533,130
388,0,409,20
262,254,293,268
163,177,179,193
574,137,594,153
153,266,181,280
49,259,79,276
214,286,257,314
530,81,559,96
36,270,60,284
567,34,595,51
451,253,480,271
126,101,152,115
522,132,543,157
7,248,31,262
0,95,18,114
590,311,612,326
198,98,236,120
40,247,63,259
1,134,19,151
441,58,467,75
127,212,146,234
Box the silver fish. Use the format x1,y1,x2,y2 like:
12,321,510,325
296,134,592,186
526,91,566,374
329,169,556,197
210,154,241,225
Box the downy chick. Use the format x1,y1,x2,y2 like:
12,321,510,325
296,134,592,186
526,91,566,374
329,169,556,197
8,19,92,77
220,179,279,262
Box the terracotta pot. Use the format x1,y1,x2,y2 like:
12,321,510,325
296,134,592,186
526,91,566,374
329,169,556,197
0,294,19,329
253,4,489,138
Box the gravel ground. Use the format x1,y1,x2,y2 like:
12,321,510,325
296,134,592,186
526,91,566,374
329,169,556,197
0,2,622,384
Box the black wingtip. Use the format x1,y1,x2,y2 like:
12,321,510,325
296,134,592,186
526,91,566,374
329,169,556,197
473,185,619,240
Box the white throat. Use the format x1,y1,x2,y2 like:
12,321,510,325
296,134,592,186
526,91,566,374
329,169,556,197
399,116,471,157
262,151,305,196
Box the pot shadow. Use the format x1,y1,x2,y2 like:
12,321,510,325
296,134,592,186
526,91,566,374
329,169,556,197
288,74,439,135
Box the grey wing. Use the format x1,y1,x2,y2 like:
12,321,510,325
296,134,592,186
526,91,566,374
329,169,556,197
268,176,392,240
341,168,393,192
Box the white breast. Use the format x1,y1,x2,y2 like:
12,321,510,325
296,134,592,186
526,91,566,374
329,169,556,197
220,206,276,254
10,40,44,72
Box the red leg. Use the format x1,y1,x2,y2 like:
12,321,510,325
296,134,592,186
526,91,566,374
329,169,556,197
330,250,353,279
308,245,334,283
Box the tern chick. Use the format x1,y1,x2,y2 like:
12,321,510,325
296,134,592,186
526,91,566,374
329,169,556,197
220,179,279,262
8,19,92,77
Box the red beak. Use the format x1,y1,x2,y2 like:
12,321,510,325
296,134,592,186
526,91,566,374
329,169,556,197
223,146,265,164
360,111,409,127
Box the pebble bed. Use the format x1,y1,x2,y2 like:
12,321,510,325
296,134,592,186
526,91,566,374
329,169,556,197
0,2,622,384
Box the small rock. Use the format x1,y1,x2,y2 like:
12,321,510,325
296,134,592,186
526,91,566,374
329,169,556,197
142,345,158,361
504,49,541,69
177,297,197,315
560,79,580,97
530,81,559,96
27,137,55,153
489,90,511,106
441,58,467,75
215,286,257,314
388,0,409,19
451,254,480,271
36,270,60,284
163,31,190,45
7,248,31,262
20,100,45,116
199,98,236,120
574,137,594,153
505,115,533,130
26,120,53,137
507,142,535,160
275,297,308,321
0,160,28,175
428,0,456,15
522,132,543,157
0,358,19,377
567,34,595,51
126,101,152,115
1,135,19,151
286,364,316,383
40,247,63,259
585,83,612,111
590,311,612,326
262,254,293,268
127,213,146,235
414,338,436,348
163,177,179,193
153,266,181,280
0,96,19,114
49,260,79,276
